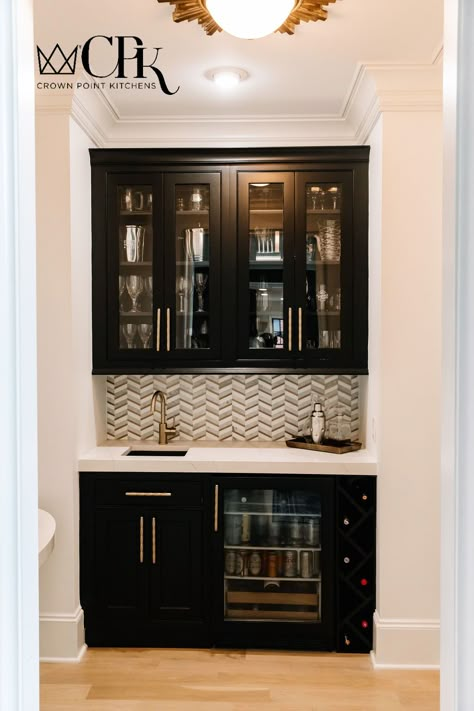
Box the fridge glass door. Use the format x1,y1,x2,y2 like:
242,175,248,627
223,488,322,623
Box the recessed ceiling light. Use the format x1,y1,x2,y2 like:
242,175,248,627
205,67,249,89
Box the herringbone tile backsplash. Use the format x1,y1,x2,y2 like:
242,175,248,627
106,375,359,441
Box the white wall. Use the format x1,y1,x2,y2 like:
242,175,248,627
366,110,442,666
36,108,104,660
0,0,39,705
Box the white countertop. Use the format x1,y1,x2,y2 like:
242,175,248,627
78,441,377,476
38,509,56,567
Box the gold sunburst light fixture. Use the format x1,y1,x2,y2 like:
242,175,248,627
157,0,336,39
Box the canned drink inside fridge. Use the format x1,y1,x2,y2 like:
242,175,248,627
284,550,298,578
224,514,241,545
241,513,251,544
289,517,303,544
234,550,244,576
303,517,320,546
313,550,321,575
268,519,281,545
224,550,236,575
267,552,278,578
300,550,313,578
249,552,262,576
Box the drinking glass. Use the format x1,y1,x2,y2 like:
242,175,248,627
122,323,137,349
118,275,126,312
138,323,153,349
176,275,192,313
126,275,143,313
144,276,153,310
195,273,208,312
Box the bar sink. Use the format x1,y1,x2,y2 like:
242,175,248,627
125,449,188,457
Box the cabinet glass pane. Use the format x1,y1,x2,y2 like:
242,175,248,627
118,185,153,350
248,183,284,349
223,489,322,624
305,183,342,350
175,185,210,350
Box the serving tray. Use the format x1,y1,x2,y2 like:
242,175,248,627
286,437,362,455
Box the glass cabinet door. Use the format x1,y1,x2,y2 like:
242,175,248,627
116,181,156,354
296,172,354,364
164,173,221,360
222,488,323,623
237,172,295,361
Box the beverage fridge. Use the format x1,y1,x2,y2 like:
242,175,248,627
211,476,336,650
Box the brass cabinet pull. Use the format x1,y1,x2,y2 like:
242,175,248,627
126,492,172,497
166,308,171,352
139,516,144,564
298,307,303,351
152,517,157,565
214,484,219,532
156,308,161,351
288,307,293,351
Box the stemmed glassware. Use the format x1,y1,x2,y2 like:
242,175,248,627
138,323,152,349
118,275,127,312
176,275,192,313
126,275,143,313
122,323,137,349
143,276,153,311
195,273,208,312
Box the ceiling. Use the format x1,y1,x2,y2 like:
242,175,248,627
35,0,443,121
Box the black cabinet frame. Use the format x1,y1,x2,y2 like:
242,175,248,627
91,147,369,374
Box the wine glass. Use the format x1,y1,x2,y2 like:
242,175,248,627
143,276,153,311
138,323,152,349
328,186,339,210
126,275,143,313
118,275,126,312
176,275,191,313
195,273,208,312
122,323,137,349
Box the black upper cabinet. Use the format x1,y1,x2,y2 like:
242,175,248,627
91,147,369,374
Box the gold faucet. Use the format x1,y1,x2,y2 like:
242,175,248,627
150,390,178,444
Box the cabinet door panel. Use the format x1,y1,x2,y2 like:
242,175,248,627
106,173,164,364
94,509,147,619
236,172,296,365
295,171,355,367
163,173,222,362
149,510,204,621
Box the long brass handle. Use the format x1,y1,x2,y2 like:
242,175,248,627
152,517,156,565
126,492,172,497
298,307,303,351
288,307,293,351
214,484,219,532
139,516,144,564
156,308,161,351
166,308,171,352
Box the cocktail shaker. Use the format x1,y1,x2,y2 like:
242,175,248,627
124,226,145,263
184,228,205,262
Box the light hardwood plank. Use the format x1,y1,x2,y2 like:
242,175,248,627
40,648,439,711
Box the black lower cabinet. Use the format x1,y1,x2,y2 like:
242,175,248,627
80,472,375,652
80,473,210,647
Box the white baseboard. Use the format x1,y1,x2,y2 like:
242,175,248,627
371,610,440,668
40,606,86,662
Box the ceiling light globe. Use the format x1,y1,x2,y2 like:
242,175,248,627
206,0,295,40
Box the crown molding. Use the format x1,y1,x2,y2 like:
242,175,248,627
36,59,443,148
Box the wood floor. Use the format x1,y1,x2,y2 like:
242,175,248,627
40,648,439,711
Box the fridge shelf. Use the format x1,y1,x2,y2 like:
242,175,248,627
224,575,321,582
224,545,321,552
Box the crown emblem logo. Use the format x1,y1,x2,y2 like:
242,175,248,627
37,44,79,75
